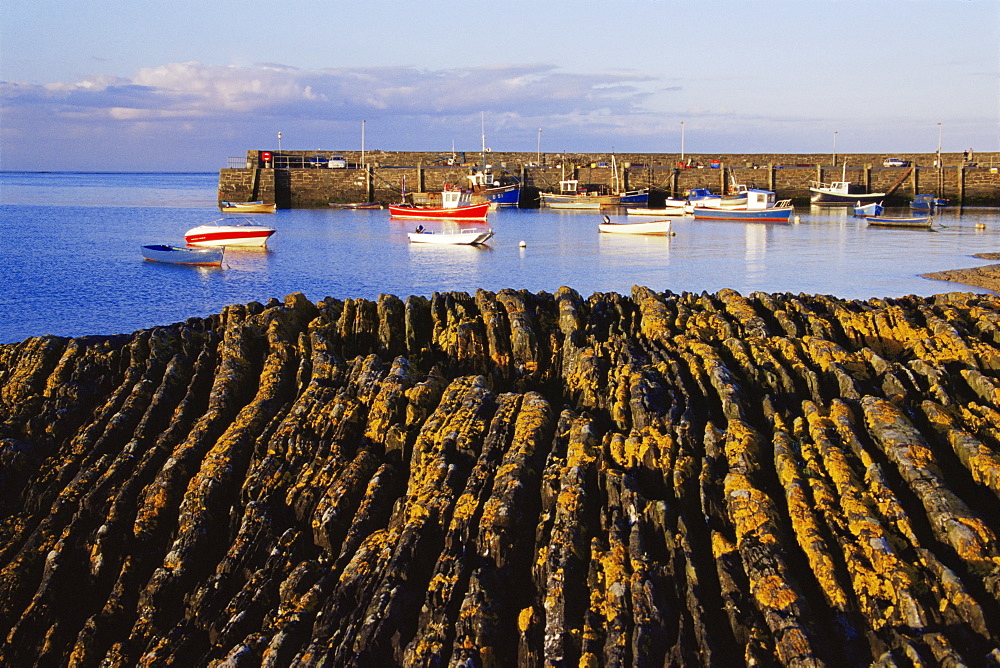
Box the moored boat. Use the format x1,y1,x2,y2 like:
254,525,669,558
389,190,491,221
910,194,936,212
810,180,886,206
185,217,276,247
691,189,794,221
867,215,932,228
141,244,225,266
853,201,885,217
407,228,494,245
598,215,671,235
625,206,688,217
219,201,276,213
329,202,384,209
540,180,621,208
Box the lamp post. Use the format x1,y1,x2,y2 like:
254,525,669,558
832,131,838,166
937,122,943,166
680,121,685,163
537,128,542,165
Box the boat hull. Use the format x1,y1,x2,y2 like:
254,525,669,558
853,202,884,217
407,230,494,245
141,245,224,266
389,203,491,221
479,185,521,207
599,220,672,235
219,201,276,213
810,190,886,205
625,207,688,216
541,194,620,208
867,216,931,228
691,206,794,221
185,225,276,247
617,189,649,205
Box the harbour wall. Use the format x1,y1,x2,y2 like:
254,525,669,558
218,149,1000,207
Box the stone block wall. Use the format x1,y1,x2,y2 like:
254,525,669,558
220,150,1000,207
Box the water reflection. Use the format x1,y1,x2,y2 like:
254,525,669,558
223,247,274,272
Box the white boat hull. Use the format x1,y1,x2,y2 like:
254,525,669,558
407,229,494,245
626,207,688,217
185,223,276,247
141,245,224,266
599,220,672,235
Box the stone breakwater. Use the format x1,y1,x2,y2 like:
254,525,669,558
2,287,1000,666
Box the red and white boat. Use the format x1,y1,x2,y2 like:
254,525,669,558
184,217,276,247
389,189,490,221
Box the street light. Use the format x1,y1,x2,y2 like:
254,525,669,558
277,131,282,152
832,131,838,166
937,122,943,166
680,121,685,163
537,128,542,165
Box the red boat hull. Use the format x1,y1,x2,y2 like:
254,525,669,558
388,202,490,221
184,226,276,247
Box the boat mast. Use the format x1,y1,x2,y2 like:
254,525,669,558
481,112,487,178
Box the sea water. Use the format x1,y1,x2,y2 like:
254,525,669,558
1,172,997,344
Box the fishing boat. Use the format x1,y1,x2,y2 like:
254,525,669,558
810,164,886,206
389,189,491,221
691,189,794,221
184,217,276,247
598,215,671,235
540,180,620,208
219,201,276,214
853,201,884,217
910,194,937,213
407,228,494,245
867,215,932,228
141,244,224,266
465,116,521,207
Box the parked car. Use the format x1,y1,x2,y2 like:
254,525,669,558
883,158,910,167
328,155,347,168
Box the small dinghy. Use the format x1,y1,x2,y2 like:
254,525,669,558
141,244,224,266
406,228,494,245
867,216,932,228
219,201,276,213
599,215,672,235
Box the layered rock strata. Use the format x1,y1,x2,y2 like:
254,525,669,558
2,287,1000,666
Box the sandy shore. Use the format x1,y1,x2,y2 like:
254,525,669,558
921,252,1000,292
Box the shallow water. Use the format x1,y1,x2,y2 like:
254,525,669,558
1,172,998,343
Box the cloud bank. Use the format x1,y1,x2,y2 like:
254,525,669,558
2,60,995,171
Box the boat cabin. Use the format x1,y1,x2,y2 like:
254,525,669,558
441,189,473,209
559,179,582,195
745,189,777,210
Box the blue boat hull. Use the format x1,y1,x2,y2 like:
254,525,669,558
618,191,649,205
692,207,793,221
484,186,520,206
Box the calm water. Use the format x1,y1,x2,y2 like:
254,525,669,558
1,172,998,344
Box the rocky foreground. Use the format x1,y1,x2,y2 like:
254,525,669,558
2,287,1000,666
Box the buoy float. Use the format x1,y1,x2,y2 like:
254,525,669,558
794,215,801,224
519,240,527,247
976,223,986,230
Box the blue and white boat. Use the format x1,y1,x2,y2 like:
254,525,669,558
853,201,884,217
691,188,794,221
910,194,936,213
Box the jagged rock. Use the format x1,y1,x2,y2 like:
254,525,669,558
2,288,1000,665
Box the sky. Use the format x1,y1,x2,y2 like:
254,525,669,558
1,0,998,172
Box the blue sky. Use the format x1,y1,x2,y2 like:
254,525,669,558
1,0,997,171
